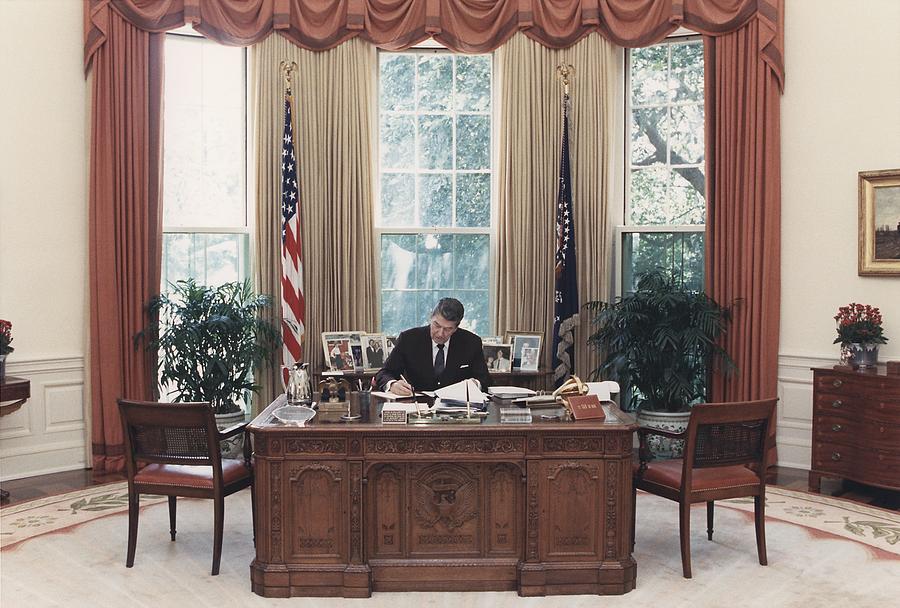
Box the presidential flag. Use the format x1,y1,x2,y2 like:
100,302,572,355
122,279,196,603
551,92,578,387
281,91,305,374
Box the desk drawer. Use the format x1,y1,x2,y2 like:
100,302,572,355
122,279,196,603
814,415,900,450
813,441,900,488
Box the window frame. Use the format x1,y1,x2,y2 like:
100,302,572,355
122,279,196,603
160,31,252,289
618,35,706,296
374,47,497,334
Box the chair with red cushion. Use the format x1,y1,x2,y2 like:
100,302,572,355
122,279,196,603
632,398,777,578
118,399,254,575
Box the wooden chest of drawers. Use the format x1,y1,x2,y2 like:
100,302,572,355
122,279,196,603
809,367,900,492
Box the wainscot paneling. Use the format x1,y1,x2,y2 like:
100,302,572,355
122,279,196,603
1,356,87,480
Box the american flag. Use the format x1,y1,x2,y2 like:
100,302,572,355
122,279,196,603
281,92,305,374
551,92,578,388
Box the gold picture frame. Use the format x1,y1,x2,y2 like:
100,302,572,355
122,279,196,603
859,169,900,276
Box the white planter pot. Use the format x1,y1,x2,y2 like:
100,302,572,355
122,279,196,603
636,409,691,459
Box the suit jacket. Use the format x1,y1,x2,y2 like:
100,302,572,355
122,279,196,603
375,326,491,391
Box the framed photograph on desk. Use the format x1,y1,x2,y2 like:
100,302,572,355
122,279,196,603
483,343,512,373
322,332,356,372
362,334,387,370
507,331,542,371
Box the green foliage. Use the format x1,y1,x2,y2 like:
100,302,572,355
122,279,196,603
139,279,281,414
587,270,735,413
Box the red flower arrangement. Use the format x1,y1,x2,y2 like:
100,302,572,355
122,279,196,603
0,319,13,355
833,303,889,346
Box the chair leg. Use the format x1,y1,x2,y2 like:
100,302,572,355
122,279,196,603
755,494,768,566
212,495,224,575
126,491,139,568
706,501,714,540
679,501,692,578
168,496,177,541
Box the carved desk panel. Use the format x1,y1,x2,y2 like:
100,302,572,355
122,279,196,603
249,395,637,598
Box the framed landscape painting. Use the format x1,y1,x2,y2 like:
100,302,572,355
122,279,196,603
859,169,900,275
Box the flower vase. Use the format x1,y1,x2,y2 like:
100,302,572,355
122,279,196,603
849,343,879,369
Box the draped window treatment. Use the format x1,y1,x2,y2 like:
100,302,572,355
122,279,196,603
251,35,377,411
83,0,784,471
88,9,164,474
495,33,615,380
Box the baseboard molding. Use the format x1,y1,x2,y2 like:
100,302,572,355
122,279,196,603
1,355,87,482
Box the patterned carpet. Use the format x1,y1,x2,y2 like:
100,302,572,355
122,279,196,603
2,482,898,607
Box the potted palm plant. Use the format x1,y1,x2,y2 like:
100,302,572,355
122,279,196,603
140,278,281,429
586,270,736,457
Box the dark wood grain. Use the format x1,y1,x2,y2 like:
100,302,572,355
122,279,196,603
248,394,638,597
810,368,900,493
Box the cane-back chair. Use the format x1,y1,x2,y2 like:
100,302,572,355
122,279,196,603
632,398,777,578
118,399,254,575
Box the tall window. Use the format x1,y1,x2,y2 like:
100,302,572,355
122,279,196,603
622,39,705,293
376,51,493,335
162,34,249,289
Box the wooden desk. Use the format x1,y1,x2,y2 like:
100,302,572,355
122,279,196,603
0,376,31,501
314,368,555,392
248,394,637,598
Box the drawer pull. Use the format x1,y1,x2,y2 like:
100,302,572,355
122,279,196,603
831,452,841,461
832,424,843,432
832,379,843,388
831,400,842,408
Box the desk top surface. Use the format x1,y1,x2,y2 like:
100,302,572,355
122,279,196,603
250,392,636,434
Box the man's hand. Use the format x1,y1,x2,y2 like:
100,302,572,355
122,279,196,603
389,378,413,397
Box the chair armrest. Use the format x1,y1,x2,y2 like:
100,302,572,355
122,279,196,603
218,421,248,441
635,426,687,473
636,426,686,441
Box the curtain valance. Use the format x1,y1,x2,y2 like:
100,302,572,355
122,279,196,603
84,0,783,88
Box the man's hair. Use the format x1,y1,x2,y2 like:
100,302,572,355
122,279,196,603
431,298,464,323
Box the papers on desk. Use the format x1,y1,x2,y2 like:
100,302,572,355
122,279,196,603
434,378,486,405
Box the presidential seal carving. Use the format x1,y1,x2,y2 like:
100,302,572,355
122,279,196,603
412,465,478,531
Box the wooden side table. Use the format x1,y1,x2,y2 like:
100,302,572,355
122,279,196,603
0,376,31,501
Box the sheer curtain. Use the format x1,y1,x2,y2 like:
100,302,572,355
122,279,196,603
251,35,377,410
495,33,616,380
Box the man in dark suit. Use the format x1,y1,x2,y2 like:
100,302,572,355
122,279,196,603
375,298,491,395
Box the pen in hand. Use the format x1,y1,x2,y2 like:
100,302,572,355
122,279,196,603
397,374,414,397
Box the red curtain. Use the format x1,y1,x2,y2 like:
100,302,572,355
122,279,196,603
705,17,782,463
89,9,164,474
84,1,784,81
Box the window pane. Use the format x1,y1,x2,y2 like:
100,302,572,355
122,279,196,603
380,54,415,112
163,36,245,228
630,167,705,225
670,42,704,102
418,114,453,170
417,55,453,112
381,115,415,169
621,231,705,294
453,235,489,289
381,290,418,335
416,233,454,289
630,45,668,106
456,173,491,227
455,56,491,112
162,233,248,288
420,174,452,227
456,114,490,170
380,234,416,289
670,104,704,164
381,173,415,226
631,107,667,166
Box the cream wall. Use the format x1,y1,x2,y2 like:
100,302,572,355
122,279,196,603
1,0,898,479
0,0,89,479
777,0,900,469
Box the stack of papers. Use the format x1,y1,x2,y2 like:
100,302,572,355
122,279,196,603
488,386,537,399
